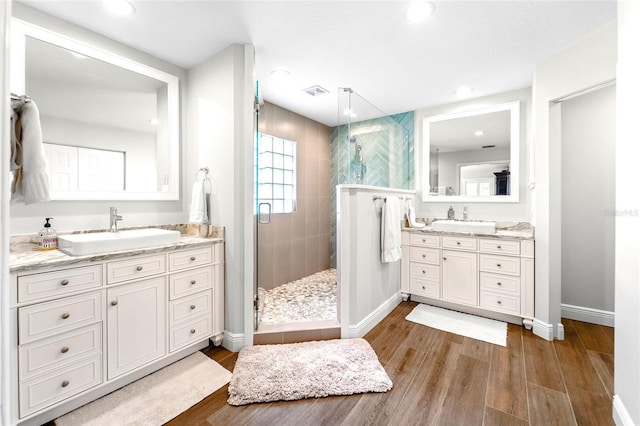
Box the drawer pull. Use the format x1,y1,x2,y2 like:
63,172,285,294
456,241,461,245
111,300,118,306
61,380,70,388
190,304,196,310
422,270,426,274
60,279,69,286
497,245,502,249
422,254,426,258
497,264,502,268
422,238,426,243
497,282,502,286
497,300,502,305
443,257,447,261
190,280,196,285
190,256,196,261
190,329,196,334
136,266,143,271
61,346,69,354
422,286,426,290
61,313,70,320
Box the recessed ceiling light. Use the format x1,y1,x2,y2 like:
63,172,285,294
103,0,136,16
454,86,473,98
406,1,435,23
270,69,292,81
343,108,357,118
474,130,485,136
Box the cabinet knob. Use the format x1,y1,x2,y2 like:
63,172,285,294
497,245,502,249
61,313,70,320
190,329,196,334
61,380,70,388
190,256,196,261
60,279,69,286
422,254,426,258
190,304,196,310
61,346,69,354
190,280,196,285
497,282,502,286
422,286,426,290
497,264,502,268
422,270,426,274
111,300,118,306
497,300,502,305
136,266,143,271
456,241,461,245
443,257,447,261
422,238,426,243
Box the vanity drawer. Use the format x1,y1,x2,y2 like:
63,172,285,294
169,266,213,300
169,246,213,271
410,247,440,265
409,278,440,298
410,262,440,282
19,323,102,379
479,239,520,256
169,290,212,324
19,354,102,418
480,291,520,315
442,236,477,251
18,292,103,344
107,254,166,284
408,233,440,248
479,254,521,276
169,314,212,352
480,272,521,295
18,265,103,303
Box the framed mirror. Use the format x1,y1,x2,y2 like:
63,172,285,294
421,101,520,203
10,19,180,201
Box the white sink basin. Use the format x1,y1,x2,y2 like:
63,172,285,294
431,220,496,234
58,228,181,256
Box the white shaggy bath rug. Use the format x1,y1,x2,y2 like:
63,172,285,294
55,351,231,426
227,338,393,406
406,303,507,346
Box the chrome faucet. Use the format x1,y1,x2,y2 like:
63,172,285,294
110,207,123,232
463,206,468,221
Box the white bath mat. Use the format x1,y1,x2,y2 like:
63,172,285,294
55,351,231,426
406,304,507,346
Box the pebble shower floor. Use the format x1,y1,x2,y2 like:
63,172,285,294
258,269,337,325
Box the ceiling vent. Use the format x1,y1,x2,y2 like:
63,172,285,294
303,85,330,96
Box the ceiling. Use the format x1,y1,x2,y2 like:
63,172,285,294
17,1,616,127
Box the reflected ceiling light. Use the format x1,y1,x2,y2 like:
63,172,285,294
103,0,136,16
406,1,435,23
454,86,473,98
474,130,485,136
343,108,357,118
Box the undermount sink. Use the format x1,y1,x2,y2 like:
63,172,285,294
430,220,497,234
58,228,181,256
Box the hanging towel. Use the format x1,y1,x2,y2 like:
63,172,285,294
10,97,50,204
189,179,209,224
381,195,402,263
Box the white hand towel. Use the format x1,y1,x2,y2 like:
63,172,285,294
188,180,208,223
381,195,402,263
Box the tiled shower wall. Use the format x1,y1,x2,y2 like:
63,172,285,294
330,111,415,267
257,102,331,290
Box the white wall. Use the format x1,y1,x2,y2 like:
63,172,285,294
532,20,616,338
9,4,188,234
186,44,255,348
415,88,532,221
614,1,640,424
560,84,615,315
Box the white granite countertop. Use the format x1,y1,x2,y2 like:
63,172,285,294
402,221,534,240
10,224,224,273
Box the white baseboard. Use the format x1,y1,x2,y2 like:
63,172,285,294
347,293,402,338
613,395,635,426
561,303,615,327
222,330,245,352
533,318,554,341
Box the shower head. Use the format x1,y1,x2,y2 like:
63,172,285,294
348,135,356,143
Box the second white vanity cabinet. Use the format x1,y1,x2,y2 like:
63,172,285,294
9,239,225,425
401,230,534,326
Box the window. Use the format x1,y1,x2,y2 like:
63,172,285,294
255,133,296,214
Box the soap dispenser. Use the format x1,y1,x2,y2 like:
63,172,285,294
447,206,455,220
39,217,58,250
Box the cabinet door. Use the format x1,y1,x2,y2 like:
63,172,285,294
442,250,478,306
107,277,166,379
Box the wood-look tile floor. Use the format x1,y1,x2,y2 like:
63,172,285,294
167,301,614,426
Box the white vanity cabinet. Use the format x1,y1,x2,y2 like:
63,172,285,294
9,239,225,425
401,231,534,326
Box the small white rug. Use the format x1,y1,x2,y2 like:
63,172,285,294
406,304,507,346
55,351,232,426
227,338,392,406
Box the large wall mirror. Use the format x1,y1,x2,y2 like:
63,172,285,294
421,101,520,203
10,19,180,200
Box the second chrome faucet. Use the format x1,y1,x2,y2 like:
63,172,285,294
110,207,123,232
